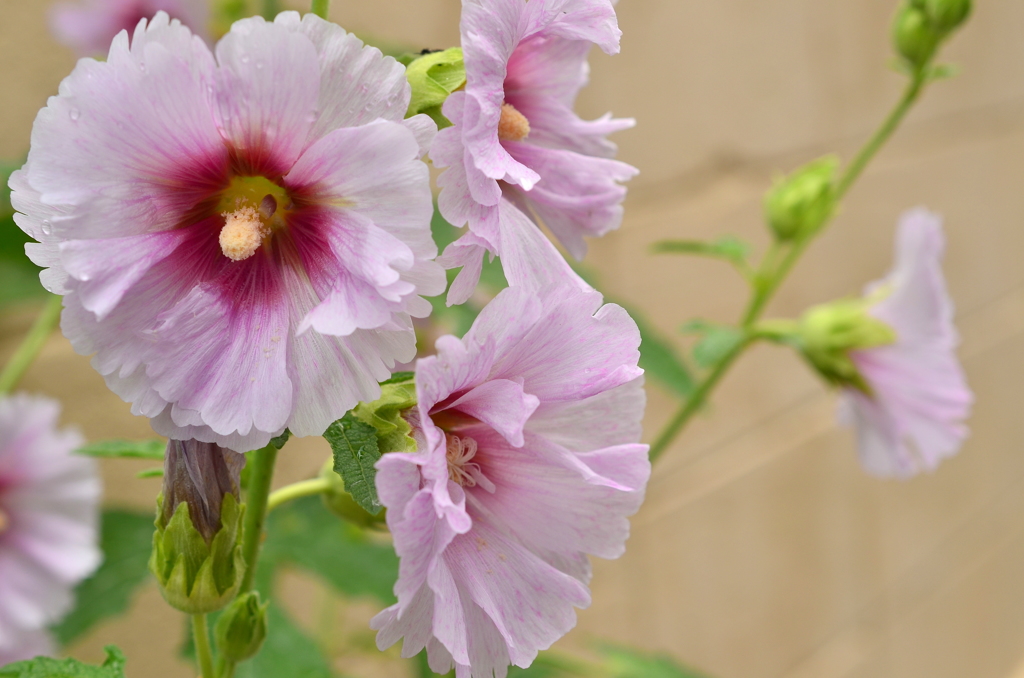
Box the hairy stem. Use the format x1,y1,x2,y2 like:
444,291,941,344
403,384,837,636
648,72,929,463
192,614,216,678
266,477,332,513
239,443,279,593
0,294,62,396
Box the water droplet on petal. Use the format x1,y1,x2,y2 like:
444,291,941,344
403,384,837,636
69,108,80,121
255,61,264,70
41,220,53,235
241,54,251,64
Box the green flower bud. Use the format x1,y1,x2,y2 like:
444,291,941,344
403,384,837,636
149,440,246,614
893,3,941,69
798,299,897,393
405,48,466,129
913,0,972,33
319,460,387,529
215,592,268,664
764,156,838,241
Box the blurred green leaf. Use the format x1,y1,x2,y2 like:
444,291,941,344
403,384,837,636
602,645,712,678
75,439,166,460
324,413,383,515
52,511,154,647
0,646,126,677
0,159,45,308
262,496,398,604
684,321,746,369
652,236,751,264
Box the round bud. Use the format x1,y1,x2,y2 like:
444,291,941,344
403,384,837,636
893,3,940,69
764,157,838,242
215,592,268,664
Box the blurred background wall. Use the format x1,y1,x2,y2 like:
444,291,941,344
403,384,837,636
1,1,1023,677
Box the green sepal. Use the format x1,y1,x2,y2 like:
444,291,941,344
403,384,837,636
405,47,466,128
764,156,838,242
149,493,245,614
797,298,897,393
0,646,127,678
351,375,418,455
215,591,268,663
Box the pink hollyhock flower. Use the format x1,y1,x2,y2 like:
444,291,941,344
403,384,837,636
12,12,445,452
50,0,209,56
431,0,638,305
371,286,650,676
840,209,973,478
0,395,100,661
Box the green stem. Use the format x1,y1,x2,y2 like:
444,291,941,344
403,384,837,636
310,0,330,19
192,614,216,678
648,72,929,463
266,477,332,513
834,71,926,201
648,337,751,462
0,294,62,396
239,443,279,593
261,0,280,19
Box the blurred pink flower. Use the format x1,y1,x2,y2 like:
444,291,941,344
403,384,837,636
0,395,100,661
50,0,210,56
431,0,638,304
11,12,445,453
372,286,650,676
841,208,973,478
0,629,55,667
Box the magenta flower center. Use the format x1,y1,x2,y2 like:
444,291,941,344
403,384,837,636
497,103,530,142
445,433,482,487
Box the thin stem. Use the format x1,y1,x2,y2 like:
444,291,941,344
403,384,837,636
834,71,926,201
310,0,330,19
648,337,751,462
192,614,216,678
0,294,62,396
648,72,930,463
266,477,332,513
239,443,279,593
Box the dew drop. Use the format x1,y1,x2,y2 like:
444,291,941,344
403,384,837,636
241,54,251,64
41,220,53,235
255,61,264,70
69,108,80,121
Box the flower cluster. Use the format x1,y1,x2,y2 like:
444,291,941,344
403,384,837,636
0,395,100,664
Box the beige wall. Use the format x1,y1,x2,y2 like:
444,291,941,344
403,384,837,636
1,1,1022,677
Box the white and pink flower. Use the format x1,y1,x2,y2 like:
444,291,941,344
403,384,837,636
50,0,210,56
431,0,638,304
840,209,973,478
371,286,650,676
0,394,100,663
12,12,445,452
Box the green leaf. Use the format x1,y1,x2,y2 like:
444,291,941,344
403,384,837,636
269,429,291,450
652,236,751,264
136,468,164,479
75,439,166,460
324,413,383,515
262,496,398,603
0,646,127,677
602,645,712,678
633,311,695,398
52,511,154,646
685,322,746,368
